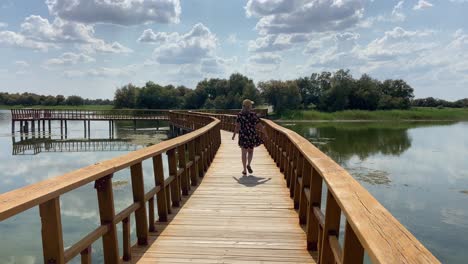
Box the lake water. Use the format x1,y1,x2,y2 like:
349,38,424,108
0,110,170,264
282,121,468,263
0,110,467,263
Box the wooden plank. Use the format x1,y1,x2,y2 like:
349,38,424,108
130,131,317,264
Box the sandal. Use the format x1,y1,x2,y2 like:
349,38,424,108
247,165,253,174
242,171,247,175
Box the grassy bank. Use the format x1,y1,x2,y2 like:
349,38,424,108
275,107,468,121
0,105,114,110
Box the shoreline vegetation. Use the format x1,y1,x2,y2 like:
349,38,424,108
274,107,468,121
1,105,467,121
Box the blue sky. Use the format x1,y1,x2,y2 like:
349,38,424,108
0,0,468,100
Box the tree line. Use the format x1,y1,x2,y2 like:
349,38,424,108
114,73,260,110
115,70,467,113
0,92,112,106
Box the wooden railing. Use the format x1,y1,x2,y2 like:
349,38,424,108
195,108,268,117
201,112,440,264
10,108,268,121
11,109,170,120
0,112,221,264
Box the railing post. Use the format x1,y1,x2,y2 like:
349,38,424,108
188,141,199,186
293,154,304,208
195,137,204,178
167,148,181,207
342,221,364,263
94,174,119,263
130,163,149,245
153,154,168,221
299,160,311,225
122,217,131,261
320,191,342,264
178,144,189,195
307,167,323,251
39,197,65,264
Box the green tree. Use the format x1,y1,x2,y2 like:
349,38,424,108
259,80,301,113
65,95,84,106
114,84,139,108
349,74,382,110
379,79,414,109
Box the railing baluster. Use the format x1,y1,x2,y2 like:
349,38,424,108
299,160,311,225
188,141,198,186
342,221,364,263
94,174,119,263
320,191,342,264
167,148,181,207
153,154,168,221
307,167,323,251
39,197,65,264
80,246,92,264
130,162,149,245
148,197,155,232
122,217,131,261
178,144,189,195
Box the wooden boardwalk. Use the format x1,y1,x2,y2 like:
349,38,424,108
128,131,318,263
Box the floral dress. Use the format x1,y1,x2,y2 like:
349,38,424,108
236,111,263,149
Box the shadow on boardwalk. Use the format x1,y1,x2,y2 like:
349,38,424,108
232,175,272,187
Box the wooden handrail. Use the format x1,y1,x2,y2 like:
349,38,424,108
0,111,221,264
199,112,440,264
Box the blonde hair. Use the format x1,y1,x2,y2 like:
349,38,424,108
242,104,252,113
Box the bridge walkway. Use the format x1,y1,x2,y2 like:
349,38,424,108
128,130,318,263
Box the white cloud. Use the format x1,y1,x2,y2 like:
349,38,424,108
248,53,282,64
80,40,133,54
361,27,435,60
0,15,131,53
200,57,236,74
0,22,7,28
20,15,94,43
248,34,309,53
391,1,406,22
0,31,57,51
64,64,139,78
227,33,238,44
246,0,365,35
151,23,218,64
44,52,95,67
46,0,181,26
414,0,433,10
14,60,30,67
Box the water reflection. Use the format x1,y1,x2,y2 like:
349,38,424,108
287,122,455,165
284,121,468,263
10,120,169,155
0,110,170,263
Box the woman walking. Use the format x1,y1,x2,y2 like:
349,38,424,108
232,99,267,175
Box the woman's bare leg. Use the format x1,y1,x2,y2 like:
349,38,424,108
241,148,247,174
247,148,254,167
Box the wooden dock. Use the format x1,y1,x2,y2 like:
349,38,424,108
0,111,440,264
128,131,318,263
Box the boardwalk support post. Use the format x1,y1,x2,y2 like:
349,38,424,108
130,162,149,245
94,174,120,263
39,197,65,264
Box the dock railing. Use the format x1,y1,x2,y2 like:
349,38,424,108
11,109,170,121
0,111,220,264
199,112,440,264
